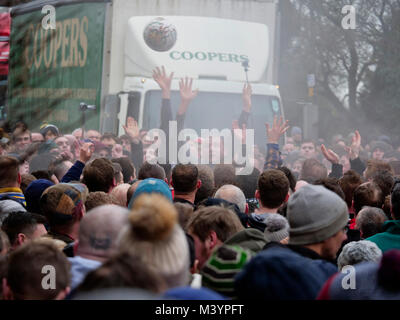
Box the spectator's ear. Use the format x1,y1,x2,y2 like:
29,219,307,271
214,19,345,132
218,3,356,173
16,233,27,247
17,173,21,186
2,278,13,300
255,190,260,200
284,193,290,203
196,179,202,190
206,231,219,252
245,203,249,214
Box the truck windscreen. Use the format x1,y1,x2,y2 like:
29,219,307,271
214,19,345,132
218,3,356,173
142,90,282,151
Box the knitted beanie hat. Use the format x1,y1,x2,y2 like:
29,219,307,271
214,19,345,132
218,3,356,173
263,214,290,243
128,178,172,208
40,124,59,138
25,179,54,214
119,193,190,289
200,244,254,298
337,240,382,271
287,184,349,245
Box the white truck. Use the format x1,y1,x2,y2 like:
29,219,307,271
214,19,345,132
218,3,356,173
9,0,283,148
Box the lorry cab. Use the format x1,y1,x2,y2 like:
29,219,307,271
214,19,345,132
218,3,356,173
102,15,284,151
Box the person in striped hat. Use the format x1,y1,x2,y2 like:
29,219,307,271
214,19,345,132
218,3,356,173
200,244,254,298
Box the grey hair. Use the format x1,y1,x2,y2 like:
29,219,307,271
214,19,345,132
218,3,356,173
214,184,246,213
356,206,387,239
337,240,382,271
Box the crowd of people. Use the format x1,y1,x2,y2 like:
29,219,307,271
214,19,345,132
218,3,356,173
0,66,400,300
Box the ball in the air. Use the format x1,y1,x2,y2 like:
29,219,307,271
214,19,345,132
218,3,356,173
143,17,177,52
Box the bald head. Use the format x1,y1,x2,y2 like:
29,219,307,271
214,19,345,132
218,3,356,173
214,184,246,213
77,205,129,260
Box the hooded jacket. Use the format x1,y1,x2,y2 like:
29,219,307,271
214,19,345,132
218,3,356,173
367,220,400,253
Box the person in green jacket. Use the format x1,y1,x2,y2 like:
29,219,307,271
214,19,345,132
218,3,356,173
367,182,400,252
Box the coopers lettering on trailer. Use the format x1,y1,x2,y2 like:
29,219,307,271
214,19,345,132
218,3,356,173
24,16,88,70
169,51,249,63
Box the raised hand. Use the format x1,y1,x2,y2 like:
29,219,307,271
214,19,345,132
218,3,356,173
177,77,199,115
321,144,339,164
242,83,252,113
266,116,289,144
152,66,174,99
79,142,94,164
123,116,140,142
345,130,361,160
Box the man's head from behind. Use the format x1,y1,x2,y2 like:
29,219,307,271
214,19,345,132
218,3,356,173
0,156,20,188
214,184,247,213
171,164,200,195
256,169,289,210
186,206,244,269
287,184,349,260
353,182,384,215
300,158,328,183
138,162,166,181
82,158,115,193
355,206,387,239
40,183,88,230
1,212,48,249
3,240,70,300
76,205,128,261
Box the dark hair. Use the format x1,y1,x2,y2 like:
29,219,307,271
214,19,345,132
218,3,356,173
257,169,289,209
339,170,363,209
31,170,53,182
172,164,199,194
194,165,215,205
187,206,243,242
101,132,119,144
0,156,19,187
6,240,70,299
112,158,135,184
314,178,345,201
1,212,47,245
278,167,297,193
82,158,115,193
213,164,237,190
372,170,395,198
237,168,261,199
300,159,327,183
391,183,400,220
138,162,166,180
353,182,384,215
0,230,9,254
74,251,166,294
20,174,37,194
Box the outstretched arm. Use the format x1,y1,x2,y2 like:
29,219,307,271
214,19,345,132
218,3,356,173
123,116,143,169
61,142,94,183
176,77,198,133
153,66,174,132
345,130,366,175
238,83,252,128
264,116,289,170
